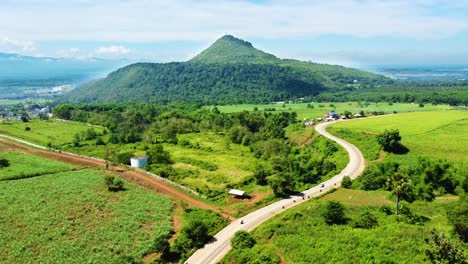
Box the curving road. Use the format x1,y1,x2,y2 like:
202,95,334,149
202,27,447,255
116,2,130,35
186,120,366,264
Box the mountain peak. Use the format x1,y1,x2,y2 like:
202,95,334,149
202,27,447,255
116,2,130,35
190,35,277,64
217,35,254,48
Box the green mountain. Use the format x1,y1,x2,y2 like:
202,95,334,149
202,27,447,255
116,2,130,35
64,35,391,104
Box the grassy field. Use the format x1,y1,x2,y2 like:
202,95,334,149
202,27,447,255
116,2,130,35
223,188,462,264
0,149,74,180
329,111,468,164
211,102,456,120
0,169,173,263
0,119,104,147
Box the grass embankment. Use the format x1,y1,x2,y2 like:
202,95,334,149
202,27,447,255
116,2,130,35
212,102,455,120
223,188,462,264
0,169,173,263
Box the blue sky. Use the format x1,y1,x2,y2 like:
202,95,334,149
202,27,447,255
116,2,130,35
1,0,468,66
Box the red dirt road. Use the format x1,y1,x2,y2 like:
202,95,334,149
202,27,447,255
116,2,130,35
0,138,234,220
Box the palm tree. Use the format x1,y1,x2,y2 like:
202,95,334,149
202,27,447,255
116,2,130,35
386,172,411,215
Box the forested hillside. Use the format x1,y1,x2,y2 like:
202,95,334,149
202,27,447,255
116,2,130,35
64,35,390,104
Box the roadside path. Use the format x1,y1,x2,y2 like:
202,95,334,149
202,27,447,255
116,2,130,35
0,134,234,220
186,120,366,264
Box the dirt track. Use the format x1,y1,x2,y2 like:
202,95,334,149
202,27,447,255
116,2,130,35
0,138,234,220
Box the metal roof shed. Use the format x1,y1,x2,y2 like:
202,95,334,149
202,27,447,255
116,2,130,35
229,189,246,196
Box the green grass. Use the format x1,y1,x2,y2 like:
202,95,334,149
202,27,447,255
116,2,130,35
224,188,463,264
0,119,104,147
329,111,468,164
0,150,74,180
210,102,455,120
0,169,173,263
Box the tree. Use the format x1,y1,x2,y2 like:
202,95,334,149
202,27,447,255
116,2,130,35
153,233,170,255
354,211,378,229
447,197,468,242
231,230,256,249
386,172,411,215
341,176,352,189
147,144,173,165
105,175,125,191
73,133,81,147
322,200,347,225
183,220,210,248
0,158,10,168
425,229,467,264
160,125,178,144
253,164,270,185
377,129,403,153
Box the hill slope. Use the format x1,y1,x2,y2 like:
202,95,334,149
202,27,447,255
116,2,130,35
64,35,390,104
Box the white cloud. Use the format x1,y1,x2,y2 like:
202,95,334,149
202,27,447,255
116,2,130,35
0,37,36,53
94,45,131,56
0,0,467,42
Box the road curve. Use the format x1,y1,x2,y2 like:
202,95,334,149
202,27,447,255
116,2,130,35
186,120,366,264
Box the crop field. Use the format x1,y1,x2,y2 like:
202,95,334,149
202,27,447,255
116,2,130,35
0,149,74,180
211,102,455,120
223,188,462,263
329,111,468,165
0,119,104,147
0,169,173,263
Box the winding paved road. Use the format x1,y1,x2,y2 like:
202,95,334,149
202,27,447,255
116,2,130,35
186,120,366,264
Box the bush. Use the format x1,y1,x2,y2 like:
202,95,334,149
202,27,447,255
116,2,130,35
377,129,402,153
0,158,10,168
115,151,134,165
341,176,352,189
25,126,31,131
147,145,173,165
380,205,393,215
231,230,256,250
104,175,125,191
354,211,378,229
322,200,347,225
447,197,468,242
95,137,106,146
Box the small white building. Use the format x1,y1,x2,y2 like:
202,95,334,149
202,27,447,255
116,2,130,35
130,156,148,168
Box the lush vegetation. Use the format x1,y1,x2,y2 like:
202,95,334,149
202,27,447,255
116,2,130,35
223,188,467,263
316,83,468,106
211,101,456,120
1,103,346,213
329,111,468,203
0,150,73,180
63,35,389,104
0,169,173,263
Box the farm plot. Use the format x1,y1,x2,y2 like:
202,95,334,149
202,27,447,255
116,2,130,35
0,169,173,263
0,147,74,180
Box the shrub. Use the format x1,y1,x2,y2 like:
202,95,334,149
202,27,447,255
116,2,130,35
24,126,31,131
95,137,106,146
0,158,10,168
447,197,468,242
147,145,173,165
354,211,378,229
231,230,256,250
322,200,347,225
341,176,352,189
115,151,134,165
104,175,125,191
